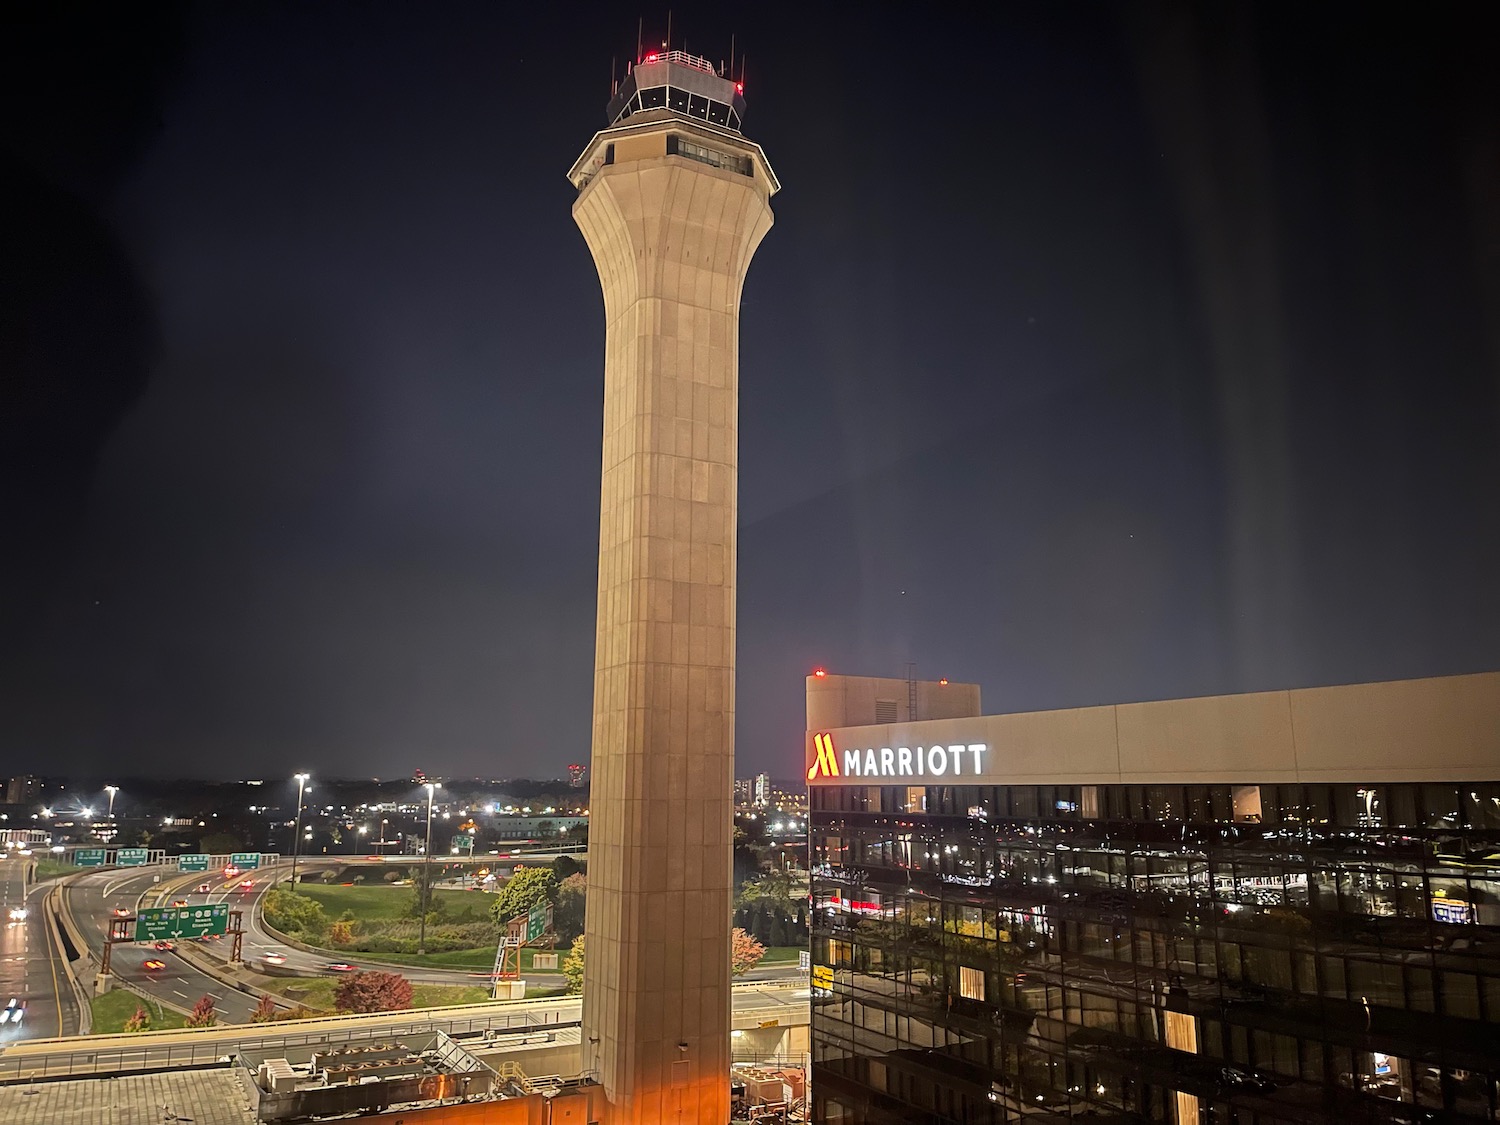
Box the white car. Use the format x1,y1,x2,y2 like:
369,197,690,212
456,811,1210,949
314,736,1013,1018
1,999,23,1025
6,908,25,922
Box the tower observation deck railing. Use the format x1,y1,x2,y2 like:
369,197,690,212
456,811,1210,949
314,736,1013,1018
639,49,721,76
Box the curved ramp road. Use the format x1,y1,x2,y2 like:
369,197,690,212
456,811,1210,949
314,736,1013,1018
64,867,262,1024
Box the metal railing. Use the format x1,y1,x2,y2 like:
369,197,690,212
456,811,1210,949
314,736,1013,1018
0,1003,580,1083
640,48,719,75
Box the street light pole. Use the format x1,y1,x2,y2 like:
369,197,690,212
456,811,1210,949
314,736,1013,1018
104,786,119,820
419,782,439,955
289,773,310,888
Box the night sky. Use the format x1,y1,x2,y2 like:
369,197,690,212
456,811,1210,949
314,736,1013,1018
3,4,1497,782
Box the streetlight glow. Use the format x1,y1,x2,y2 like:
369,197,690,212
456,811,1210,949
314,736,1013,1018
104,785,120,819
289,773,311,887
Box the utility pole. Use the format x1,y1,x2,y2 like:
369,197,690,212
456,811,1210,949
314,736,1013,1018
289,773,310,887
418,782,439,955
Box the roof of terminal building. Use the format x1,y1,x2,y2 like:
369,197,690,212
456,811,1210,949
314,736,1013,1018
0,1068,255,1125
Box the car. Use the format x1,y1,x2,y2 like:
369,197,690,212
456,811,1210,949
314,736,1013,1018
197,883,212,893
171,899,188,908
153,941,176,952
142,959,167,972
112,907,131,918
325,962,357,973
1,999,24,1025
262,952,287,965
7,907,27,922
223,866,240,878
239,880,255,891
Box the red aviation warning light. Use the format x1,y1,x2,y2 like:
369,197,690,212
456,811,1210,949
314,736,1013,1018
812,667,827,678
807,732,840,781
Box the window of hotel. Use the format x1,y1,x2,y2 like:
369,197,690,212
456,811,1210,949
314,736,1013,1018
1231,784,1262,823
960,965,986,1001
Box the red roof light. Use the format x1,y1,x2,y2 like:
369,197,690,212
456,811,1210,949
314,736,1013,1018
735,82,743,93
813,667,827,678
645,53,658,63
939,677,949,686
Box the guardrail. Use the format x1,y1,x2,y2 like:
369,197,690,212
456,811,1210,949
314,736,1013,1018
0,1001,580,1083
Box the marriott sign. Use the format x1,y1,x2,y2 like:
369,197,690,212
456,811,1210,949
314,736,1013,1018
807,731,988,784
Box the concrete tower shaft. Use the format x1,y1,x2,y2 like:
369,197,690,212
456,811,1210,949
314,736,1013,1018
569,106,776,1125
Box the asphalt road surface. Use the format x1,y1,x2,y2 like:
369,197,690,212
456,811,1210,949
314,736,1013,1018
0,853,78,1041
64,867,263,1024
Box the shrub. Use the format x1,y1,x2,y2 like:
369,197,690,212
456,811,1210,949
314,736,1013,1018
563,937,585,995
263,888,328,936
250,994,278,1022
186,994,217,1028
334,971,414,1014
123,1006,151,1033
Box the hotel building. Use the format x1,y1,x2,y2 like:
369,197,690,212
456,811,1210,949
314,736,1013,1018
806,670,1500,1124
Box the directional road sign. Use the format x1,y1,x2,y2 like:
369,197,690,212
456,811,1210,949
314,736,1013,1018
230,852,261,870
74,848,107,867
134,903,229,942
178,854,210,872
117,848,149,866
798,949,810,972
526,901,548,943
451,834,474,851
811,964,834,992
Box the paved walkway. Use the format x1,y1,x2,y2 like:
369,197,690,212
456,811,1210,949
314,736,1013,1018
0,1069,255,1124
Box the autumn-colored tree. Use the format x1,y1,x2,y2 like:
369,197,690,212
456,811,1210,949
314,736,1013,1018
563,937,585,994
186,994,217,1027
123,1006,151,1032
250,994,278,1023
327,919,355,947
273,1004,320,1022
334,970,414,1014
552,872,587,943
731,927,766,975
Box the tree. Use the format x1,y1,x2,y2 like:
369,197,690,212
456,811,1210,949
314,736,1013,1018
488,866,557,928
334,970,414,1014
327,920,355,947
553,872,587,943
250,994,278,1023
186,994,217,1028
731,927,766,975
263,888,328,936
199,831,242,856
123,1006,151,1033
551,854,581,880
563,937,585,994
383,869,403,883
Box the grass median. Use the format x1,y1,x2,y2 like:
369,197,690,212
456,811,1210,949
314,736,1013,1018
91,989,188,1033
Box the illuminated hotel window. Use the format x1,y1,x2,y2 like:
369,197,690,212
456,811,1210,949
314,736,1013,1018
959,966,985,1001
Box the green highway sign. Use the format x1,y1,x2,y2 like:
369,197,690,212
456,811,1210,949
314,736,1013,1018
451,834,474,851
134,903,229,942
117,848,149,866
230,852,261,870
178,854,210,872
75,849,106,867
526,901,548,943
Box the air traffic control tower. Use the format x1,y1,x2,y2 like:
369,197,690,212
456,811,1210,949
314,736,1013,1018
567,45,778,1125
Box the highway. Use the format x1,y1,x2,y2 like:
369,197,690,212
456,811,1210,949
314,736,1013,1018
0,853,79,1041
64,866,265,1023
62,858,805,1025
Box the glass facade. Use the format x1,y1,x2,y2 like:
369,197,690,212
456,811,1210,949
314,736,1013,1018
810,781,1500,1124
